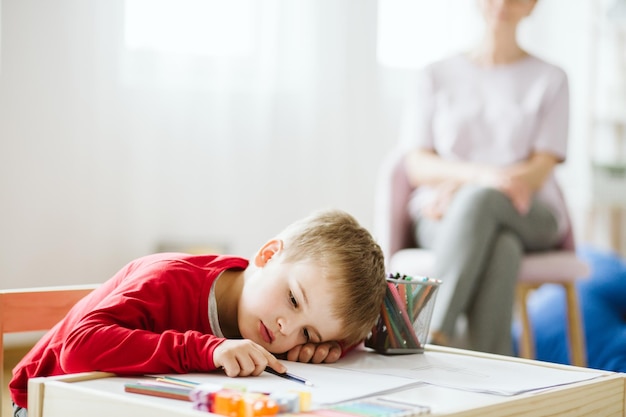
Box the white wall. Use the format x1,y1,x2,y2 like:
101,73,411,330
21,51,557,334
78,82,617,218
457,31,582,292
0,0,604,289
0,0,401,288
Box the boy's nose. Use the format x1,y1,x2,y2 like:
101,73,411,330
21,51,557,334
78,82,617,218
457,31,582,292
277,317,287,333
277,317,296,336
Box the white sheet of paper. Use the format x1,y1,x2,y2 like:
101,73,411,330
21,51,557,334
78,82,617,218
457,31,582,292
334,349,606,395
154,361,420,405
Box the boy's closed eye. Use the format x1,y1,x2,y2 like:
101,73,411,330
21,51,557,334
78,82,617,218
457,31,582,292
289,291,299,308
289,290,311,343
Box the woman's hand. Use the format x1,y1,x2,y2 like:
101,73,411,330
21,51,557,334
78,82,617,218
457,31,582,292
494,175,532,215
285,341,342,364
423,171,532,220
481,152,557,215
480,170,532,215
422,180,461,220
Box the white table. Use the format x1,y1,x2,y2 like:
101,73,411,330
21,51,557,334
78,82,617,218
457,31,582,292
27,345,626,417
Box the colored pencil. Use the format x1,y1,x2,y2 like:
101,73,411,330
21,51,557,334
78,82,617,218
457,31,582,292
124,381,192,401
155,376,200,388
386,283,420,348
383,296,403,348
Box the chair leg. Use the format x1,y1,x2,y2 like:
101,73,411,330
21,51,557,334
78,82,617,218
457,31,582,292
0,323,4,415
516,283,535,360
563,282,587,367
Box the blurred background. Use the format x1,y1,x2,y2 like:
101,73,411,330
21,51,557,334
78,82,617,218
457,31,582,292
1,0,625,290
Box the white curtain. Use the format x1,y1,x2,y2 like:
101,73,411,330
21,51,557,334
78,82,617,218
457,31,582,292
0,0,402,287
0,0,594,287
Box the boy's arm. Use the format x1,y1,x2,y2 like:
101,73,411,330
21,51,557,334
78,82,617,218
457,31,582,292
59,309,226,375
58,268,225,375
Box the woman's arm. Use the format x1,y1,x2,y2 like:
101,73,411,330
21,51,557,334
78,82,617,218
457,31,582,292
404,149,492,189
496,152,560,215
502,152,559,192
405,149,560,217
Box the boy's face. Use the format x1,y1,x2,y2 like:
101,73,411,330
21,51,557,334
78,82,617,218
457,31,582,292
238,239,344,354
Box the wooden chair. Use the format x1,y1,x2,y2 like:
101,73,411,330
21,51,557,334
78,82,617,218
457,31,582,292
0,285,99,412
374,149,590,366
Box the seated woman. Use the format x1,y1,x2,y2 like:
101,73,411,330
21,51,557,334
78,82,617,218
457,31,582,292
401,0,570,355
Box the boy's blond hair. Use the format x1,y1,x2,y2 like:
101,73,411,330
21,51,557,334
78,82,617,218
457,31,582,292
277,209,387,347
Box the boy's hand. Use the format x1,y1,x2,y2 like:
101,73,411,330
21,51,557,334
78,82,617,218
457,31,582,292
285,341,342,364
213,339,286,377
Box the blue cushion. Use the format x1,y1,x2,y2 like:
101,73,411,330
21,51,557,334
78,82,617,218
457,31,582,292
512,245,626,372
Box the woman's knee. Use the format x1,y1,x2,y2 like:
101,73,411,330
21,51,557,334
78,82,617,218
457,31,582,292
493,230,524,260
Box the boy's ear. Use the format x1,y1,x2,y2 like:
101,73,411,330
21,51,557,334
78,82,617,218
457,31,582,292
254,239,284,267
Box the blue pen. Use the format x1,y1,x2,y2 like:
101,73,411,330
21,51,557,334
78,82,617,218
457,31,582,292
265,367,314,387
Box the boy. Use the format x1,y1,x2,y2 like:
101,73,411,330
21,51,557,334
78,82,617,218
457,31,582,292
10,209,387,415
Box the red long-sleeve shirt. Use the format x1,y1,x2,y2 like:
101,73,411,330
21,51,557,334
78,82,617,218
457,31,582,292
10,253,248,408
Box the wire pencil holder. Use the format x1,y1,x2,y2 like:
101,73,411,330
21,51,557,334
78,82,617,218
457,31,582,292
365,273,442,354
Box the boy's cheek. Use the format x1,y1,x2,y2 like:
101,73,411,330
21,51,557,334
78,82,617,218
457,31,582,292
267,339,300,356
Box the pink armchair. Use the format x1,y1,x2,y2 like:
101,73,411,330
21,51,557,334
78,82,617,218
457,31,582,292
374,148,590,366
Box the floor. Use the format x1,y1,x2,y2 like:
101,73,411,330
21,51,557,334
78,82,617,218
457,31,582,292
3,344,33,417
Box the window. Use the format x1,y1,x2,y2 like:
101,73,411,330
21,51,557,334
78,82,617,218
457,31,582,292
124,0,257,57
376,0,481,69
